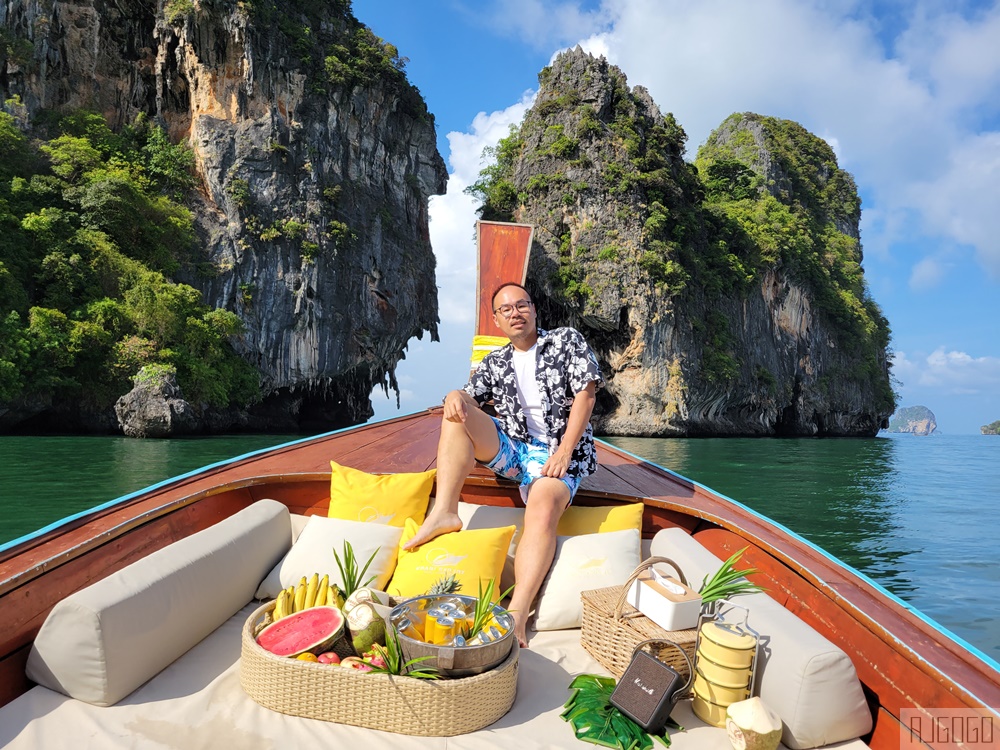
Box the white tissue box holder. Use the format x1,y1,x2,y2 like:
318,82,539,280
625,570,702,632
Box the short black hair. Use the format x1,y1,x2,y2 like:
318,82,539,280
491,282,530,308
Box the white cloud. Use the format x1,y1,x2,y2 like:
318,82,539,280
908,256,950,290
895,3,1000,114
431,93,535,326
906,132,1000,278
369,95,534,419
577,34,611,61
894,348,1000,394
478,0,609,50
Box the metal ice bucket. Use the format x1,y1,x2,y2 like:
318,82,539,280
391,595,515,678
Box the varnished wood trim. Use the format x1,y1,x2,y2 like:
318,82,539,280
0,645,30,709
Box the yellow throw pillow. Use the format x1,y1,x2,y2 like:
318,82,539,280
387,518,516,599
556,502,644,536
328,461,436,527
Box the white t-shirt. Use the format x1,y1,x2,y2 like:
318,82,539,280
511,344,547,440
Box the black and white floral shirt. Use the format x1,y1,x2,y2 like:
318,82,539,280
464,327,605,478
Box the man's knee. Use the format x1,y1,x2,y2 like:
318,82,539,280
525,479,571,527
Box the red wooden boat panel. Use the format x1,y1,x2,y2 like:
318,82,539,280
0,646,30,710
475,221,533,338
689,529,985,735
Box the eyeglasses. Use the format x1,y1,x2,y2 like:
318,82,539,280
493,300,533,318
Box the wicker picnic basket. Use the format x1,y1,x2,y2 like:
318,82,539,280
240,601,519,736
580,556,698,680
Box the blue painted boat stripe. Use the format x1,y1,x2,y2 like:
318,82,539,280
597,438,1000,675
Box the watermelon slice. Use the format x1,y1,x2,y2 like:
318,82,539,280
257,605,346,657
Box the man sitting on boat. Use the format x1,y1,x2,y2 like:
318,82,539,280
404,282,604,646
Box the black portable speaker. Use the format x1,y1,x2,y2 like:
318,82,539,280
610,644,691,734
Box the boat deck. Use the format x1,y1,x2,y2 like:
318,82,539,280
1,409,998,749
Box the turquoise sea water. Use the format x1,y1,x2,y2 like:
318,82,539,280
1,431,997,661
0,434,302,546
604,433,1000,663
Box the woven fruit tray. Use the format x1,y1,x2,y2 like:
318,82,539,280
240,602,519,736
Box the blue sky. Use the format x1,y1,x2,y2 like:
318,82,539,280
356,0,1000,435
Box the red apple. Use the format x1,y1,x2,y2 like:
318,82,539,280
317,652,341,665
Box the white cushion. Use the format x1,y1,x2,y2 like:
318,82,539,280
290,513,310,543
650,527,873,749
255,516,403,599
533,528,641,630
26,499,291,706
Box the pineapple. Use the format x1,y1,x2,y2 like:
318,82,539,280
427,574,462,595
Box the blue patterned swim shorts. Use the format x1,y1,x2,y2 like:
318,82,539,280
484,417,581,503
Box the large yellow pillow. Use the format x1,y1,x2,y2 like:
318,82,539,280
387,518,516,599
328,461,436,527
556,502,644,536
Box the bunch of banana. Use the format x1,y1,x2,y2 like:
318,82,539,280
272,573,347,620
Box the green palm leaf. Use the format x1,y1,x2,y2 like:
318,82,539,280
562,673,675,749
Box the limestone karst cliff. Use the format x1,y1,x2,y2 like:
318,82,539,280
886,406,937,435
0,0,446,432
469,49,894,436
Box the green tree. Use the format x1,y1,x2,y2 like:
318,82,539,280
0,108,257,415
0,311,28,399
40,135,103,182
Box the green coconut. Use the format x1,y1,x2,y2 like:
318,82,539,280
343,587,387,614
347,600,387,654
725,697,783,750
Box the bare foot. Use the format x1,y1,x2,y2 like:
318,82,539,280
510,607,530,648
402,511,462,550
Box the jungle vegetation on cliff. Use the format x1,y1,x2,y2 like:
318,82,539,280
0,108,259,414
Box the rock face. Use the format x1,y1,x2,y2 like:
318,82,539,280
885,406,937,435
472,49,893,436
1,0,447,430
982,421,1000,435
115,367,199,438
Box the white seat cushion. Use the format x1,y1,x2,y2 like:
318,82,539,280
650,527,873,749
26,499,291,706
534,528,641,630
255,516,403,598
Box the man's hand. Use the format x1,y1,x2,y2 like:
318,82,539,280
541,450,571,478
540,381,596,479
442,390,471,423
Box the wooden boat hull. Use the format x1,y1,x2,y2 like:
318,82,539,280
1,408,997,748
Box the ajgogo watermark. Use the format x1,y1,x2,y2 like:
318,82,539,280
901,707,998,749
